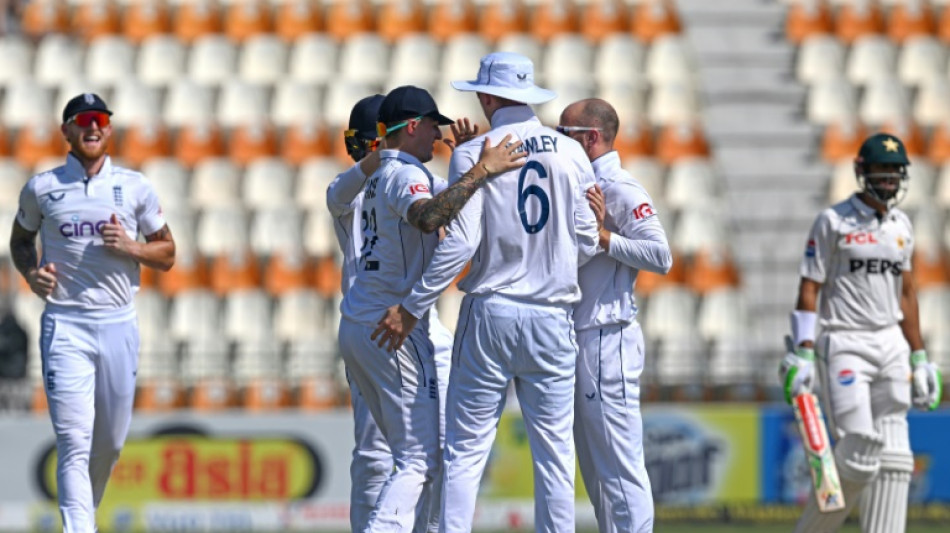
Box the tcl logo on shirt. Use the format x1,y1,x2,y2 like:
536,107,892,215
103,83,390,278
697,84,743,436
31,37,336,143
633,203,654,220
842,232,878,245
408,184,430,195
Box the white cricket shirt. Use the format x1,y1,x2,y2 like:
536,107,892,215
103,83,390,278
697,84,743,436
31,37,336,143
402,105,600,318
338,150,440,326
16,154,166,312
574,151,672,331
800,193,913,331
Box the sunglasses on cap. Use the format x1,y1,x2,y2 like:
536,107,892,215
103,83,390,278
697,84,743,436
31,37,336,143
344,128,381,154
66,111,111,128
556,125,601,135
377,116,424,138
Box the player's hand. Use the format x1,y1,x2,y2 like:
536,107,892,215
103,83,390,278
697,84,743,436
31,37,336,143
587,184,606,228
444,118,479,151
102,214,136,256
780,335,815,405
27,263,57,299
371,304,420,352
476,134,526,175
911,350,942,411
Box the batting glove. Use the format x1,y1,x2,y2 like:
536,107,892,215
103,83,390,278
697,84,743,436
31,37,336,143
780,335,815,405
911,350,943,411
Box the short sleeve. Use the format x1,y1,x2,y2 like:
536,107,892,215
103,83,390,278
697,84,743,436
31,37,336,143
136,180,167,236
800,212,835,283
16,179,41,231
610,182,659,239
387,165,434,222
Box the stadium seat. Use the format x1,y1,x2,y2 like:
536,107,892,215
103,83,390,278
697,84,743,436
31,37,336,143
274,0,322,42
595,34,646,87
20,0,69,39
828,159,859,203
478,0,527,43
323,80,376,130
936,162,950,209
224,0,272,42
436,287,464,334
913,76,950,126
188,34,238,86
0,36,34,88
442,33,491,84
296,156,346,210
698,286,747,342
311,254,343,299
173,123,226,167
262,252,310,296
901,159,937,211
288,33,339,84
2,81,52,129
665,158,717,211
612,120,654,158
243,158,295,210
208,252,260,296
796,34,846,85
121,0,170,44
784,0,834,44
271,81,323,128
542,35,594,88
303,208,338,258
240,377,290,410
913,205,946,258
821,118,868,162
85,36,136,88
655,122,710,164
217,80,270,128
223,288,273,344
72,0,121,42
529,0,577,43
493,33,542,71
390,34,440,89
191,157,241,209
926,121,950,163
155,209,207,297
0,159,26,210
671,207,727,255
686,248,741,294
806,76,859,126
859,76,911,126
631,0,681,43
13,124,65,169
377,0,426,43
325,0,376,41
173,0,222,44
168,288,222,345
898,35,945,87
536,83,594,127
197,204,251,257
645,35,695,87
918,286,950,342
281,124,332,165
239,35,289,84
835,0,884,44
887,0,935,44
140,158,189,210
118,124,171,167
34,34,83,88
110,80,162,129
647,82,699,126
427,0,477,43
643,285,699,342
636,251,687,297
275,289,332,349
138,35,187,88
338,33,389,85
621,157,663,198
228,123,277,164
848,35,898,86
295,374,341,410
580,0,628,43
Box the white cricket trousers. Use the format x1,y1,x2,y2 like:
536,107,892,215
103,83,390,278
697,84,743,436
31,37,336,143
574,322,653,533
40,309,139,533
339,317,440,533
349,313,453,533
441,294,577,533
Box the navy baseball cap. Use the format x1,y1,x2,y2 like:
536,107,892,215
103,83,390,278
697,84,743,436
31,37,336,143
62,93,112,124
378,85,453,128
349,94,385,139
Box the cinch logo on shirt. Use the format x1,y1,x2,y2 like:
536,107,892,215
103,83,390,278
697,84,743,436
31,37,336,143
842,232,878,245
848,258,902,276
633,203,654,220
59,216,109,237
408,183,430,195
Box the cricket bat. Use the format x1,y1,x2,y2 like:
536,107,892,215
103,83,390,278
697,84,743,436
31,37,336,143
793,392,846,512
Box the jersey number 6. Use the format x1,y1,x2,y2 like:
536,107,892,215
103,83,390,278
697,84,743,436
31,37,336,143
518,161,549,234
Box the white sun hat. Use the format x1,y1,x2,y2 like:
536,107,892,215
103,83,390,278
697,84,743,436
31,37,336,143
451,52,557,105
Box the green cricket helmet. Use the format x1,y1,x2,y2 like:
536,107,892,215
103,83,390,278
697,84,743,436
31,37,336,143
854,133,910,208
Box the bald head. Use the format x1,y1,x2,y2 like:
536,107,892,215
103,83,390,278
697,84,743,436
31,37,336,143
559,98,619,160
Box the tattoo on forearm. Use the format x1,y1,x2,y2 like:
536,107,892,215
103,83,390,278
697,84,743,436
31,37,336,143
11,238,38,278
409,167,486,233
145,225,172,243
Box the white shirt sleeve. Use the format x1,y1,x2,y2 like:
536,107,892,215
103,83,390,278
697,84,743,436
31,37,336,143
137,180,167,236
326,163,367,217
574,159,600,267
15,179,41,232
606,184,672,273
800,211,834,283
387,165,434,222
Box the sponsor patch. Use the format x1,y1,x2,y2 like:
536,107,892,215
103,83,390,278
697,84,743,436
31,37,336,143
633,202,654,220
837,369,855,386
409,183,430,195
805,239,816,258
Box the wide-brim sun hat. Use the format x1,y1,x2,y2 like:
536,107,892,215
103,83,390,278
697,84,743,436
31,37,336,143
451,52,557,105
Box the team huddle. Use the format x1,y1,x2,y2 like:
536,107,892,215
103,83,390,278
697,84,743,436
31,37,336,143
6,47,943,533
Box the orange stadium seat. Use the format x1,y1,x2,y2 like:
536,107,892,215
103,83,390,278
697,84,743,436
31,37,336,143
139,265,157,289
274,0,322,41
377,0,426,43
118,124,171,168
32,384,48,413
913,249,950,288
173,0,222,43
927,121,950,163
478,0,527,43
686,249,741,294
835,0,884,45
784,0,833,44
631,0,681,43
312,255,342,299
280,124,332,165
613,120,654,158
296,375,340,410
189,379,234,410
21,0,69,39
208,253,261,295
135,379,184,411
887,1,935,44
636,251,686,296
263,254,310,296
156,258,207,297
224,0,272,43
938,5,950,44
13,124,67,168
580,0,629,43
427,0,477,43
228,124,278,166
325,0,375,41
878,120,925,156
242,379,291,410
655,122,710,164
174,123,226,168
72,0,121,42
529,0,577,43
0,129,11,157
121,0,171,44
821,119,867,163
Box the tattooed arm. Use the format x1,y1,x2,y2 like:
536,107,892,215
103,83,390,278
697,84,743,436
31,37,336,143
101,218,176,271
10,220,58,299
407,134,525,233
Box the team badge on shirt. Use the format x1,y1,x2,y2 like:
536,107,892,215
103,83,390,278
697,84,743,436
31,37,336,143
113,186,123,207
896,236,905,250
805,239,816,258
837,369,855,386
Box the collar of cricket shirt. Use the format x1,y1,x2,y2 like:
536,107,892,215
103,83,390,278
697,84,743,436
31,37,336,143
849,192,882,219
65,152,113,184
590,150,622,181
489,105,539,129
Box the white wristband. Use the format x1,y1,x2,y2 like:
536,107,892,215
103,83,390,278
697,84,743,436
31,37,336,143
790,310,817,346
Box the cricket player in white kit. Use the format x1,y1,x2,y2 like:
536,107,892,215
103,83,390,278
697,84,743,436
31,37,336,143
560,99,672,533
327,94,470,533
8,94,175,533
782,133,942,533
331,85,526,532
374,53,601,533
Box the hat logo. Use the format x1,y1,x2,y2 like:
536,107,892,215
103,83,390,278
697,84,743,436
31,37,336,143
517,73,527,81
83,93,95,105
882,138,899,152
